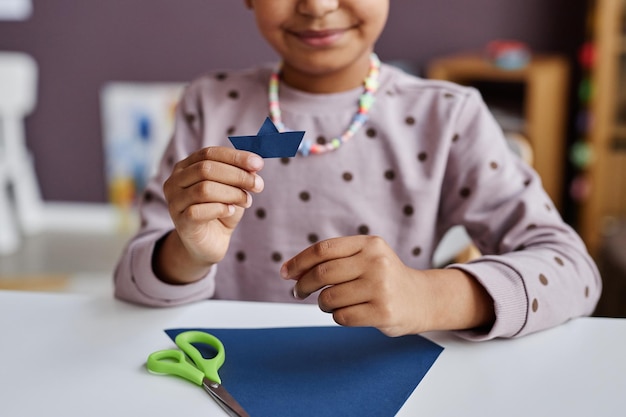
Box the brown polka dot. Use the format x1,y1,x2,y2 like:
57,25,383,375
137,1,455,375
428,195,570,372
490,161,499,169
236,251,246,262
524,179,531,187
358,225,370,235
539,274,549,286
144,191,154,202
554,256,564,266
366,127,377,138
280,157,290,165
271,252,282,262
342,172,353,182
412,247,422,257
452,134,460,142
417,152,428,162
444,93,455,99
228,90,239,99
585,286,590,298
308,234,319,244
545,203,552,212
316,136,327,145
141,219,148,228
256,208,266,219
386,90,395,96
532,298,539,312
185,114,196,123
299,191,310,202
226,126,236,135
527,224,537,230
403,205,414,216
215,72,227,80
460,187,471,198
384,170,395,180
405,116,416,125
166,155,175,166
514,244,525,251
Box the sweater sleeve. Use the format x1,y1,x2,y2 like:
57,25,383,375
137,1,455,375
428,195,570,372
113,82,218,307
438,88,601,340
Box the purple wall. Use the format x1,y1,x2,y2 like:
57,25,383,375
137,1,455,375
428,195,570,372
0,0,586,202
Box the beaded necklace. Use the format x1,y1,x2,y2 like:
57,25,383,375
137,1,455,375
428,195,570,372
268,53,381,156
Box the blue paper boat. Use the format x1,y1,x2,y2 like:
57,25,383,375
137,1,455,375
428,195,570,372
228,117,305,158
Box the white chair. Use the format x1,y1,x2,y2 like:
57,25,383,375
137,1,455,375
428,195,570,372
0,51,43,254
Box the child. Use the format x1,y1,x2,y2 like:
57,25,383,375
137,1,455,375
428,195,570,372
114,0,601,340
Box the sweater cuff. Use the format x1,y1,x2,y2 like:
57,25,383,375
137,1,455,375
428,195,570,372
129,232,216,306
447,258,529,340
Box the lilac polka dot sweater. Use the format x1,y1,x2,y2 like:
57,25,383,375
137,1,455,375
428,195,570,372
113,63,601,340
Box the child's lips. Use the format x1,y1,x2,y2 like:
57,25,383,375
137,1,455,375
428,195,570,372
292,28,347,47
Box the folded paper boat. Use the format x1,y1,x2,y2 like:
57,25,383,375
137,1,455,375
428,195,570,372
228,117,305,158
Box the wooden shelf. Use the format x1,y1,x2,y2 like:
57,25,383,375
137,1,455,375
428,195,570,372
611,124,626,140
427,53,570,211
579,0,626,256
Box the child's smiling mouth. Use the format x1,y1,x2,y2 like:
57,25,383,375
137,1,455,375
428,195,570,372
290,28,350,47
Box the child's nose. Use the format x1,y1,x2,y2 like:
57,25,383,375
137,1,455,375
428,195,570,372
297,0,340,18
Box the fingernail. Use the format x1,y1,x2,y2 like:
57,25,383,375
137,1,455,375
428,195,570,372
249,155,263,171
253,174,264,192
291,285,300,299
280,264,288,279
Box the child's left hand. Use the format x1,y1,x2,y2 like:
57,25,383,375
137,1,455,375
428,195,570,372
280,235,434,337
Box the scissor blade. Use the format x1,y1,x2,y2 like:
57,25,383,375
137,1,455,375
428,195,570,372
202,378,250,417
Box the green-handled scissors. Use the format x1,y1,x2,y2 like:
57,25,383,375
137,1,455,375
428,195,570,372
147,330,249,417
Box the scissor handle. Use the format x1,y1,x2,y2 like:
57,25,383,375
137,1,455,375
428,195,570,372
146,349,205,386
175,331,225,385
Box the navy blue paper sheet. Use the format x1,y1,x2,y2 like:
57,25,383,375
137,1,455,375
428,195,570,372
165,326,443,417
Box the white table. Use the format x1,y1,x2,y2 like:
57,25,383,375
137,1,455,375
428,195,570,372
1,290,624,416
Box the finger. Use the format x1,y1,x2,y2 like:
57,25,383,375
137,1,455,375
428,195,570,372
316,278,369,313
331,302,374,327
168,180,252,215
331,303,384,328
170,159,264,193
176,146,264,173
281,236,367,280
292,255,363,300
332,302,407,337
177,202,237,226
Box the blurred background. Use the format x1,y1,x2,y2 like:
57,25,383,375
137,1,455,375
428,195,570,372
0,0,623,315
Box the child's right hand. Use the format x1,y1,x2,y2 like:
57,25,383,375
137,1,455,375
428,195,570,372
156,147,264,283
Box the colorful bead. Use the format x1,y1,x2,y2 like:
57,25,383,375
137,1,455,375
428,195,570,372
268,53,381,156
300,141,312,156
353,113,368,125
365,78,379,91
